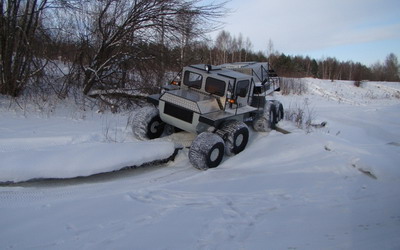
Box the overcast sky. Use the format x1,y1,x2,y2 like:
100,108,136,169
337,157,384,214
210,0,400,65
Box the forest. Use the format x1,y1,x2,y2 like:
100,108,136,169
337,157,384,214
1,0,399,99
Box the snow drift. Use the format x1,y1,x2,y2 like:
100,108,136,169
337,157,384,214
0,140,175,183
0,107,176,183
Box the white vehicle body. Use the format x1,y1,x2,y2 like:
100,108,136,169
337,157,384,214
148,63,279,134
136,62,282,169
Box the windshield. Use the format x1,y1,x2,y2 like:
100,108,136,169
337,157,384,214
183,71,202,89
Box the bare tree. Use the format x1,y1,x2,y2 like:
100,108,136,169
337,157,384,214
214,30,231,64
230,36,237,62
384,53,400,81
0,0,48,97
236,33,243,62
64,0,227,95
266,38,274,62
244,37,252,62
175,8,202,67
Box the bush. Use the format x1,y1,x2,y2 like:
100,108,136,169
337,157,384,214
280,78,307,95
354,80,362,87
284,98,315,133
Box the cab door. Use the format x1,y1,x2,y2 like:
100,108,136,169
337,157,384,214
234,79,251,108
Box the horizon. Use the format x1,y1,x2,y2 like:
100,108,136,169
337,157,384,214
209,0,400,66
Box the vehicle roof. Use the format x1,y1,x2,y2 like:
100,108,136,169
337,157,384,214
220,62,270,80
220,61,269,69
187,64,252,80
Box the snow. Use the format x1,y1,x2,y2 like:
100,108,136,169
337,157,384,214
0,110,175,183
1,141,174,182
1,79,400,249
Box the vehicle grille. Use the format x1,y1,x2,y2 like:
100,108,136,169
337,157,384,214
164,102,194,124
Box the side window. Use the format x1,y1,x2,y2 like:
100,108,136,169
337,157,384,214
183,71,202,89
235,80,249,97
205,77,226,97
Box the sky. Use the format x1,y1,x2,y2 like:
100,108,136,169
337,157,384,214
209,0,400,65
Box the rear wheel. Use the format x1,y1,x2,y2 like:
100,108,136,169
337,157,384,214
252,116,271,132
273,101,284,122
189,132,225,170
252,101,277,132
217,120,249,156
268,104,277,129
277,102,284,121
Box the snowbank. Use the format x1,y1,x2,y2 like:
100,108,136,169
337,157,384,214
0,141,175,183
0,107,175,183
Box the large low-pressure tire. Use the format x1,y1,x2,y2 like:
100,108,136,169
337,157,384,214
252,101,277,132
252,116,271,132
217,120,249,156
132,106,165,140
277,102,284,122
268,103,277,129
273,100,284,122
189,132,225,170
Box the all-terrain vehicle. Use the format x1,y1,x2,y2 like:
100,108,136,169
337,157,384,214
132,62,283,170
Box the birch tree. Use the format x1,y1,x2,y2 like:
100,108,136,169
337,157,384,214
214,30,231,64
244,37,252,62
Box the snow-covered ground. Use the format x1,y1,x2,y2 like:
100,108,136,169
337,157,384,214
0,105,176,183
1,79,400,249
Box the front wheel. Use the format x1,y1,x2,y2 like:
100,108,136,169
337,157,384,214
189,132,225,170
132,106,165,140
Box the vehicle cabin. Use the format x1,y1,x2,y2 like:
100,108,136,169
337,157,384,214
148,64,257,134
179,64,255,110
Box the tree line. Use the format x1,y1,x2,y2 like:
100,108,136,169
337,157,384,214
269,53,399,82
1,1,399,99
0,0,229,97
209,33,399,82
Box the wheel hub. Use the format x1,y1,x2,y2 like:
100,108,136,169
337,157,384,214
210,147,220,162
235,134,244,146
150,121,160,133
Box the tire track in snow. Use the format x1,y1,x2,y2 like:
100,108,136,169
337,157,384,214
0,188,76,208
195,192,289,249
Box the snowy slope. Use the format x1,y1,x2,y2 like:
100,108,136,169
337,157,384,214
1,79,400,249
